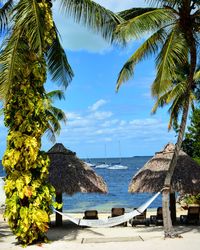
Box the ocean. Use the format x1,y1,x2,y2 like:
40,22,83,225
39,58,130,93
0,157,162,212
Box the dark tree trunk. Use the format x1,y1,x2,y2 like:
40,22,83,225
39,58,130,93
170,192,176,225
55,192,63,226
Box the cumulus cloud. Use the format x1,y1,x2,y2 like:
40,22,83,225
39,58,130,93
89,99,107,111
42,99,176,157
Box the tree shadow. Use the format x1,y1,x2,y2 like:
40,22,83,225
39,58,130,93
47,220,105,242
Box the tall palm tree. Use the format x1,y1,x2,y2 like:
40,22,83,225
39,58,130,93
114,0,200,237
0,0,121,245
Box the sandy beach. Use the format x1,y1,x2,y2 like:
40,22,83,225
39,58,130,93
0,208,200,250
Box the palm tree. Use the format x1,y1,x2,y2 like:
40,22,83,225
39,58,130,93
152,63,199,131
0,0,121,245
44,90,67,143
114,0,200,237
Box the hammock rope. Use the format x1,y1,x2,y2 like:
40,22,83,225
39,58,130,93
54,191,161,227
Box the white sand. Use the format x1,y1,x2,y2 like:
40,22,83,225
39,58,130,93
0,208,199,250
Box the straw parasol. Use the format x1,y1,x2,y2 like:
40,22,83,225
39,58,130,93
47,143,108,225
128,143,200,223
129,143,200,194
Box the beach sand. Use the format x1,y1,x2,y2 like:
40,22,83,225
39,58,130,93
0,208,199,250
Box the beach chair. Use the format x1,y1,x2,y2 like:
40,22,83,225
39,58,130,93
180,206,200,225
150,207,163,225
83,210,98,220
129,209,149,226
109,207,127,227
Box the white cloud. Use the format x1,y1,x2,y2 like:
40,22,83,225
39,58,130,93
92,111,113,120
67,112,82,120
46,99,175,157
89,99,107,111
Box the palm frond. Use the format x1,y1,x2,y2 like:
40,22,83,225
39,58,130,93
116,28,167,90
46,90,65,101
45,107,66,143
146,0,182,8
194,69,200,81
58,0,123,40
0,28,27,100
115,8,176,41
0,107,3,116
0,0,14,33
151,91,170,114
152,28,188,97
47,106,67,124
13,0,45,55
46,24,74,89
45,123,57,144
166,82,186,103
117,7,157,20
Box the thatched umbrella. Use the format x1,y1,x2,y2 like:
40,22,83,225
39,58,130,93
129,143,200,223
47,143,108,226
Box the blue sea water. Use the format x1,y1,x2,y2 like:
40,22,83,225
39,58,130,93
0,157,162,212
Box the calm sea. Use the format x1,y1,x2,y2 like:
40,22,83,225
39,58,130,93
0,157,162,212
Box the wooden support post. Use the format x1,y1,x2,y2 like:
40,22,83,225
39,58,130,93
170,192,176,225
55,192,63,226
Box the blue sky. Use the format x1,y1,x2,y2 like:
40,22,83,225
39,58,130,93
0,0,177,159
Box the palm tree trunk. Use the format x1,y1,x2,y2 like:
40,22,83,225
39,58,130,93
162,95,190,237
162,18,197,236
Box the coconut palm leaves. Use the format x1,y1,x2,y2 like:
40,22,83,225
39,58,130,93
59,0,123,40
114,0,200,238
152,63,200,130
114,1,199,96
44,90,67,143
46,26,73,88
0,0,13,33
0,0,73,99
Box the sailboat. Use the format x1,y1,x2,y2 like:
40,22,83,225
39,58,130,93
107,141,128,170
95,145,110,169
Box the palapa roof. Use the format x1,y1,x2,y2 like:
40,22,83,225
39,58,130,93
48,143,108,195
129,143,200,194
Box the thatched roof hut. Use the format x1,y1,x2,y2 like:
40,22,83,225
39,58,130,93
48,143,107,195
129,143,200,194
47,143,108,225
129,143,200,223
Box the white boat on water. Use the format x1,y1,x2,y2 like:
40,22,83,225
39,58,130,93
95,163,110,169
107,141,128,170
84,162,95,168
108,164,128,170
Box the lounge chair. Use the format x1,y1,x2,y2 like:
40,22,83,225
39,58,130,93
180,206,200,225
129,209,149,226
109,207,127,226
150,207,163,225
83,210,98,220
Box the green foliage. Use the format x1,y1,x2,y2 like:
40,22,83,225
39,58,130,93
0,0,122,246
182,107,200,159
1,0,57,245
152,63,197,130
44,90,67,143
114,1,198,97
179,193,200,207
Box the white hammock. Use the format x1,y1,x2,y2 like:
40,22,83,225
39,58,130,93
54,191,161,227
